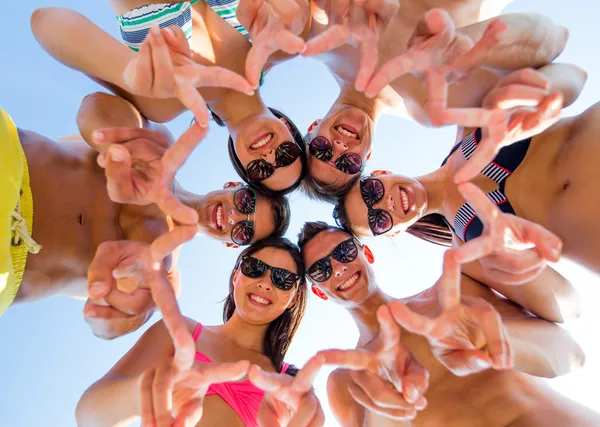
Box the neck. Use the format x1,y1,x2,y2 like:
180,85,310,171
216,312,269,353
347,287,394,345
208,90,268,127
333,83,386,122
416,165,450,216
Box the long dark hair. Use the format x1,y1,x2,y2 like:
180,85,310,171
212,108,308,197
223,237,307,376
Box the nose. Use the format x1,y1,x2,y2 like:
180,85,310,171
332,260,348,278
228,208,246,225
333,139,349,155
261,148,276,165
385,194,395,212
257,280,272,292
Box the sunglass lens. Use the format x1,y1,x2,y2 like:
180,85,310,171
247,160,275,182
232,220,254,245
271,268,298,291
234,188,256,214
309,137,333,162
276,141,301,167
361,179,385,206
240,256,264,278
333,239,358,263
368,209,393,235
307,259,332,282
336,153,362,174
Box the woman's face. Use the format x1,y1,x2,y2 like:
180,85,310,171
233,112,303,192
232,247,299,325
344,172,428,237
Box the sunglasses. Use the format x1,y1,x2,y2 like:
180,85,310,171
309,136,362,174
307,239,358,282
239,256,299,291
230,187,256,246
246,141,301,182
360,178,393,236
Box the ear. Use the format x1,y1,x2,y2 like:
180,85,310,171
311,285,328,301
370,169,392,177
366,149,373,161
307,120,321,133
362,244,375,264
223,242,240,249
223,181,243,189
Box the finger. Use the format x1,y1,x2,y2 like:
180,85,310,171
403,358,429,403
140,369,157,427
268,0,302,29
174,83,210,128
483,263,545,286
437,349,494,376
376,305,401,350
288,392,319,427
186,360,251,392
316,349,376,372
104,145,134,203
292,353,325,393
276,29,306,54
440,107,496,128
426,70,448,126
482,248,546,274
190,66,254,94
518,219,562,262
172,397,204,427
301,25,349,57
483,85,548,110
467,297,509,369
236,0,263,29
154,189,200,225
93,127,170,148
520,92,563,132
348,383,417,420
149,25,176,95
349,370,415,410
306,402,325,427
456,182,501,227
408,8,452,48
437,250,461,310
387,300,435,337
102,285,154,315
83,301,125,320
495,69,550,91
449,19,506,76
124,36,154,93
355,37,379,92
151,225,197,262
363,54,415,98
153,362,177,427
247,364,284,393
163,117,208,177
359,0,400,17
88,242,122,298
162,25,192,55
245,44,275,89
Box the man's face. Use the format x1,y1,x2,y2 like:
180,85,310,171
302,229,375,307
306,106,374,189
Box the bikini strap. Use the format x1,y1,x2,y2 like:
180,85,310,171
192,322,203,341
281,362,289,374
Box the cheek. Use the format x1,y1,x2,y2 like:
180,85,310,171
234,139,252,166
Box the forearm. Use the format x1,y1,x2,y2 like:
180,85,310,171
457,13,568,71
504,318,585,377
75,374,142,427
538,63,588,107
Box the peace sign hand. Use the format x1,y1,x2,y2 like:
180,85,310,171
388,250,512,376
249,354,325,426
123,25,254,126
451,183,562,285
94,125,205,225
318,306,429,421
301,0,400,91
237,0,309,88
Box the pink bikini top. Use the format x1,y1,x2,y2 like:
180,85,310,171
192,322,289,427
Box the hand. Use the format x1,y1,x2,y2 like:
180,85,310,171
302,0,400,91
140,349,251,427
363,9,505,100
123,25,254,126
446,69,563,182
237,0,309,88
451,182,562,285
249,354,325,426
94,125,205,225
388,250,512,376
318,306,429,421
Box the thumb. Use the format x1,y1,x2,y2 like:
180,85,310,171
521,221,562,262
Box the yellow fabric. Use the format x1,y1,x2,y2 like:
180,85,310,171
0,108,36,316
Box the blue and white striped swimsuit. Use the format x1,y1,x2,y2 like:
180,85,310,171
440,129,532,242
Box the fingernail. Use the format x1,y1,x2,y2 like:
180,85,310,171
245,90,255,96
92,130,104,141
552,248,561,259
475,358,490,369
84,305,96,317
408,386,419,402
109,146,125,162
89,281,108,297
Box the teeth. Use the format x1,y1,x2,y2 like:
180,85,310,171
400,189,409,213
336,126,358,139
251,134,272,149
338,272,359,290
216,205,223,228
249,294,271,305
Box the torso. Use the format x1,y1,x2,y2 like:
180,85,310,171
15,131,169,302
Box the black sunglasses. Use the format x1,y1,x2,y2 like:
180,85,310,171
239,256,299,291
307,239,359,282
246,141,301,182
360,178,393,236
230,187,256,246
309,136,362,174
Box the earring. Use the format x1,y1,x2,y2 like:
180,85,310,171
363,245,375,264
311,285,328,301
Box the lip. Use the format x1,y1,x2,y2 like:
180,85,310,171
335,123,360,140
247,292,273,307
335,271,361,293
212,203,224,231
250,133,274,151
399,186,414,215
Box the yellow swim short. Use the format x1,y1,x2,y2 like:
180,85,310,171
0,108,40,316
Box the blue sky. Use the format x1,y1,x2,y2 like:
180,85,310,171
1,1,599,426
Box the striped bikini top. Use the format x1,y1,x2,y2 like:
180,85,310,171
441,129,531,242
192,322,290,427
117,0,249,52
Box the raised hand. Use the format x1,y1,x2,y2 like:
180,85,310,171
94,125,205,225
249,354,325,426
237,0,309,88
388,250,512,376
123,25,254,126
301,0,400,91
318,306,428,421
451,182,562,285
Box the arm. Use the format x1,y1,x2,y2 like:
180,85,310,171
537,63,587,107
326,369,365,427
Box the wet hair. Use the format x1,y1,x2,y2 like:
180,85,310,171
268,193,291,238
223,237,307,376
212,109,308,197
332,179,453,247
300,132,363,204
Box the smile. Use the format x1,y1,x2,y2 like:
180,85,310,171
335,124,359,139
212,203,224,231
250,133,273,150
247,293,272,306
336,271,361,292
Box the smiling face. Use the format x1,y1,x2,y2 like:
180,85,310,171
232,111,303,192
231,247,299,325
344,173,428,237
302,229,376,307
306,106,374,188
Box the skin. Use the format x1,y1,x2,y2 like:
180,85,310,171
302,229,598,427
75,246,301,427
